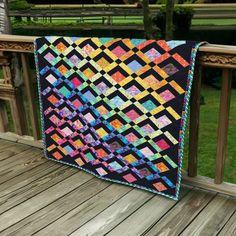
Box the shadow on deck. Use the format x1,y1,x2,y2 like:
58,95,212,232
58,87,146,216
0,139,235,236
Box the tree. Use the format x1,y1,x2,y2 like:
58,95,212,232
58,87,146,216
0,0,22,87
165,0,175,40
142,0,155,39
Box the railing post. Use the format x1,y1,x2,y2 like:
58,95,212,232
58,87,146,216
21,53,41,140
188,63,202,177
9,88,28,135
0,100,8,132
215,68,232,184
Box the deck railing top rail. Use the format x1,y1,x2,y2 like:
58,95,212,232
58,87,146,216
0,34,236,55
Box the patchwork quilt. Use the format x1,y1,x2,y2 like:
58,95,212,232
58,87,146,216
34,37,203,200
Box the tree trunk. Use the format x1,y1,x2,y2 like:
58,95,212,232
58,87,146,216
0,0,22,87
165,0,175,40
142,0,154,39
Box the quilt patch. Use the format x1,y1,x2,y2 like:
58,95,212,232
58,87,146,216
34,37,202,200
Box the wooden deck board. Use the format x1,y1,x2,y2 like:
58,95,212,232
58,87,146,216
0,141,235,236
1,178,111,236
33,184,132,236
0,150,45,185
143,188,216,236
218,211,236,236
106,186,192,236
0,166,77,214
180,194,236,236
0,140,30,161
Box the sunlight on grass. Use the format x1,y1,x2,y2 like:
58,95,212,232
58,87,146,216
192,19,236,26
183,87,236,183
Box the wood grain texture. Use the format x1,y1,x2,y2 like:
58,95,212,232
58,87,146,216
0,161,58,196
188,64,202,177
1,178,110,236
70,188,153,236
0,166,76,214
218,211,236,236
0,149,44,184
0,147,41,170
106,185,192,236
0,171,93,232
0,141,30,161
182,173,236,196
0,139,27,152
0,142,235,236
20,53,41,140
180,194,236,236
143,188,216,236
0,101,8,132
33,184,131,236
215,69,232,184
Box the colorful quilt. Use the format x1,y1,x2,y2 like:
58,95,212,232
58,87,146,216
34,37,202,200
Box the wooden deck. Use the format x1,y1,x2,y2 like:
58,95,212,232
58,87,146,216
0,139,235,236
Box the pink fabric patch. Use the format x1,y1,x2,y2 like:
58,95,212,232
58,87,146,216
112,46,127,58
126,110,140,121
61,127,73,137
71,77,82,87
156,139,170,151
96,167,108,176
84,113,95,122
160,90,175,102
125,133,139,143
46,74,57,84
140,147,154,157
72,99,82,109
123,173,137,183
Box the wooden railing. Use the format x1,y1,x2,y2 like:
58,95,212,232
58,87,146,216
0,34,235,196
9,4,236,19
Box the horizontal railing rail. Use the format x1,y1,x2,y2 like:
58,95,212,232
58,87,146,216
8,4,236,19
0,34,235,196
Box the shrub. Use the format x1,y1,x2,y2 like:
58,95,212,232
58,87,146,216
9,0,33,10
153,6,194,34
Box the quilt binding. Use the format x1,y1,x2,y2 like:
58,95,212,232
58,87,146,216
34,37,203,200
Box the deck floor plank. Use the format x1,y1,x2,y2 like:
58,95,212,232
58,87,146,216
0,166,76,214
0,150,46,185
218,210,236,236
33,184,132,236
69,188,154,236
0,171,93,232
0,147,42,169
0,142,30,161
0,161,60,196
0,140,25,152
142,188,216,236
180,194,236,236
106,185,192,236
0,142,235,236
0,139,30,161
1,178,111,236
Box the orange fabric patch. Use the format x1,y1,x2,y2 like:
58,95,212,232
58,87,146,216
111,71,125,83
47,95,58,104
96,148,108,158
155,162,169,172
153,182,167,191
110,119,123,129
53,151,63,160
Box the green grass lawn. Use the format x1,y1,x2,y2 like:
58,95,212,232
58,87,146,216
183,86,236,184
192,19,236,26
